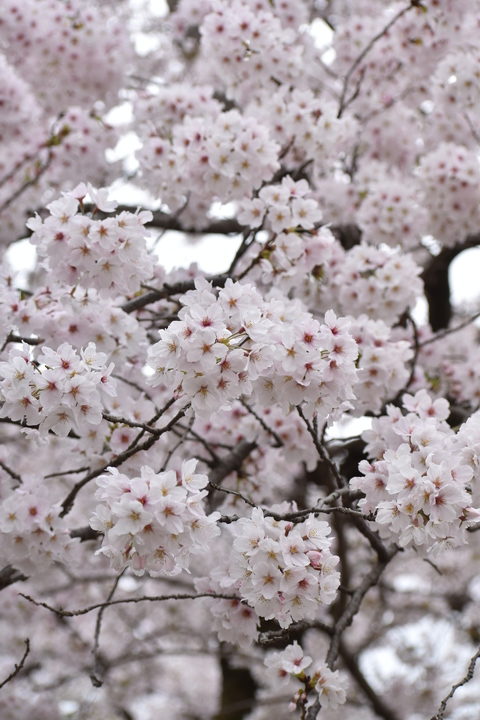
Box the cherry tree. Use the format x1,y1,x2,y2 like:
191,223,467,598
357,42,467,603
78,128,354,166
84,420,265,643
2,1,480,718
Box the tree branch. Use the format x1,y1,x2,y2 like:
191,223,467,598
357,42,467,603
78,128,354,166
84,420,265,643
60,406,187,517
19,591,241,618
0,639,30,689
430,645,480,720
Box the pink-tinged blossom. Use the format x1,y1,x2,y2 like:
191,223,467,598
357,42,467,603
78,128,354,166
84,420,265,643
27,188,153,298
265,642,347,712
205,507,340,628
351,391,480,554
91,461,219,575
0,341,116,436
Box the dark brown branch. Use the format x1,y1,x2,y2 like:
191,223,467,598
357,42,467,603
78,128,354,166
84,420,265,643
121,274,227,314
0,565,27,591
296,407,346,489
19,591,240,618
430,645,480,720
69,526,102,542
422,233,480,331
90,204,244,235
418,311,480,348
209,440,257,487
337,2,417,118
0,460,23,485
0,639,30,689
326,548,398,670
338,639,401,720
0,333,43,353
0,152,53,215
60,407,187,517
90,570,125,687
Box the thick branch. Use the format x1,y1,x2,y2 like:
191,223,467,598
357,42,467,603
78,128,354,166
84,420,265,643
121,274,227,314
326,547,398,669
422,233,480,331
0,565,27,591
339,639,402,720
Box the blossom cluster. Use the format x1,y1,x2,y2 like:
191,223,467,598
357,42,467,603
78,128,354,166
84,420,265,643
0,341,115,436
356,178,428,249
213,508,340,628
135,84,221,135
0,479,79,575
90,460,220,575
418,143,480,245
147,278,358,421
199,0,304,102
433,49,480,116
348,315,412,415
0,0,131,112
170,0,310,41
265,641,347,711
416,324,480,410
3,284,147,366
332,7,444,113
247,86,358,174
27,187,153,297
137,110,279,223
330,243,423,324
238,176,322,234
237,176,333,289
351,390,480,554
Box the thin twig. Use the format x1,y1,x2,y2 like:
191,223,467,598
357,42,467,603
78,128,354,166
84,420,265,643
337,2,417,118
240,399,284,447
60,407,187,517
430,645,480,720
418,311,480,348
0,460,22,485
0,639,30,689
90,570,126,687
326,548,398,670
296,406,345,488
19,592,241,618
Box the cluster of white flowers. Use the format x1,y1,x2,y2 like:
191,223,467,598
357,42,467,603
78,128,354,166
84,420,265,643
4,285,147,365
137,110,279,220
349,315,412,415
199,0,304,102
418,143,480,245
214,508,340,628
135,84,221,134
238,176,335,289
332,8,443,113
0,479,79,574
238,176,322,234
27,186,152,297
362,103,421,171
433,49,480,115
0,0,131,112
265,641,347,711
196,560,260,647
417,324,480,410
90,460,220,575
351,390,480,554
356,179,428,249
329,243,422,324
0,341,115,436
247,86,358,174
147,278,358,421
